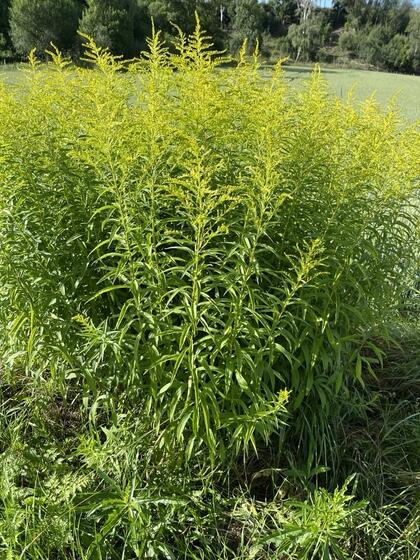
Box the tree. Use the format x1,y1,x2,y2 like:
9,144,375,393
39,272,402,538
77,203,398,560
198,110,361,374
286,0,331,62
382,33,412,70
338,28,360,58
335,0,413,30
358,24,390,66
10,0,82,56
143,1,226,47
330,0,347,29
294,0,313,60
79,0,147,58
288,11,330,61
145,0,196,33
0,0,12,57
0,0,11,41
261,0,299,37
197,1,230,48
407,8,420,62
387,0,411,34
228,0,263,53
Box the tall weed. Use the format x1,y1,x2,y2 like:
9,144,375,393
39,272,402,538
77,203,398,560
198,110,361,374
0,20,418,464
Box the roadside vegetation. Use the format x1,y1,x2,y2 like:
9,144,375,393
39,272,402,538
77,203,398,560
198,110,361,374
0,21,419,559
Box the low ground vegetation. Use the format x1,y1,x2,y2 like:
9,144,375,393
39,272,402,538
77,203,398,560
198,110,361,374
0,22,419,559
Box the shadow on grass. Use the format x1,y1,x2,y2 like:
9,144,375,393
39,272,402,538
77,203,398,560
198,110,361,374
284,66,341,75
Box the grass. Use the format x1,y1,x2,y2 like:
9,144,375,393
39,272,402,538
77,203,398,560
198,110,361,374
0,63,21,84
273,64,420,122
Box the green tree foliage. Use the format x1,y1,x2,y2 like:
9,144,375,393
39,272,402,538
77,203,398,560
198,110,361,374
358,25,390,66
338,28,360,57
0,0,11,44
229,0,263,53
332,0,419,71
261,0,299,37
318,0,420,72
382,32,412,70
1,0,420,72
79,0,147,58
144,0,226,47
407,8,420,71
9,0,82,56
141,0,194,33
288,11,331,61
337,0,409,28
387,0,412,34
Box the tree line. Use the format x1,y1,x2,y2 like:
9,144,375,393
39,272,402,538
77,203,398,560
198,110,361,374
0,0,419,74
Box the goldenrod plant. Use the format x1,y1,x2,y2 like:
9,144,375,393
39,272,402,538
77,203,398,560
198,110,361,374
0,17,418,559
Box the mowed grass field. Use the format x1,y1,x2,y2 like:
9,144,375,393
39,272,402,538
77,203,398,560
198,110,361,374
283,65,420,122
1,63,419,121
276,65,420,122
